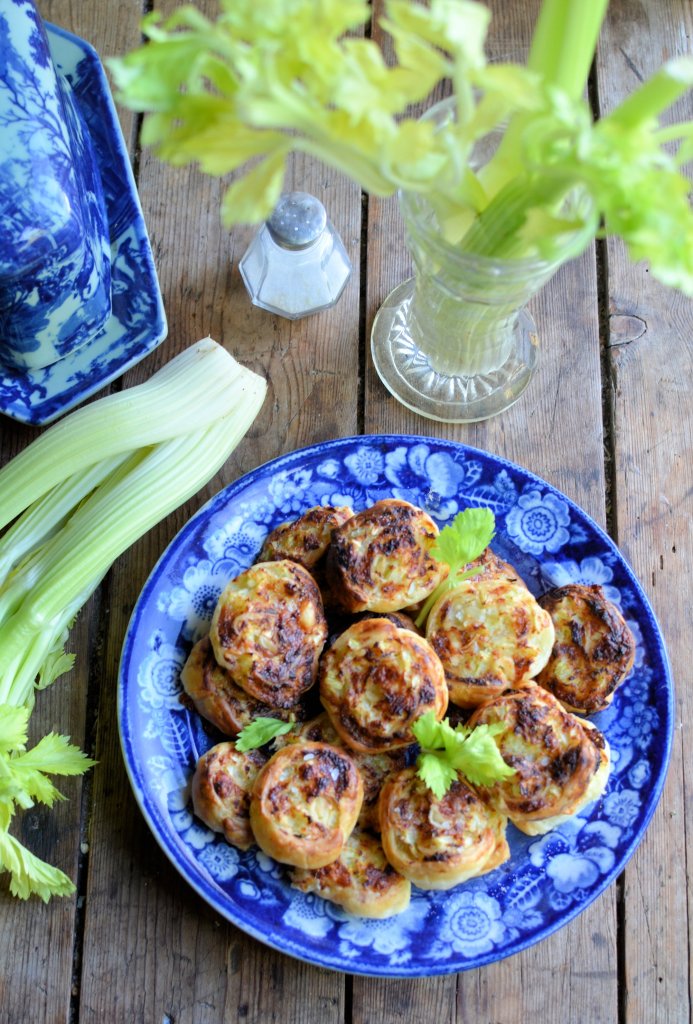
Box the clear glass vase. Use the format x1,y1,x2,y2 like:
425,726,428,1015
370,106,595,423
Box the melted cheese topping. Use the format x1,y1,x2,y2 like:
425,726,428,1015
379,768,510,890
320,617,448,752
536,583,636,714
250,742,363,869
210,559,327,708
325,499,448,613
426,577,555,708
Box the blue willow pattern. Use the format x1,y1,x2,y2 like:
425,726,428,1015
121,436,672,976
0,0,111,369
0,20,166,424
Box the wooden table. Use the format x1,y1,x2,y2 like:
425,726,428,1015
2,2,690,1021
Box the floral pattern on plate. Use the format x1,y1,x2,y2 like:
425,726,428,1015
0,23,166,424
118,435,673,977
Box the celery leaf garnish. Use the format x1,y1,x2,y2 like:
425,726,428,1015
235,717,293,752
412,711,515,799
415,506,495,627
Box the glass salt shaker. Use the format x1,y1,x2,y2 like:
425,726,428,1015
239,192,352,319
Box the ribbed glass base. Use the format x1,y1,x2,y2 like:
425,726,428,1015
371,277,539,423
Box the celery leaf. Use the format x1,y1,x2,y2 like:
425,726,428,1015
0,829,75,901
432,506,496,569
416,752,458,801
413,711,514,798
415,507,495,627
0,705,29,754
236,717,293,752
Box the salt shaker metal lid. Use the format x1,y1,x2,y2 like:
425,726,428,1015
239,191,352,320
266,192,328,250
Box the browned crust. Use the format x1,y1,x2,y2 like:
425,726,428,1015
180,636,311,735
258,505,354,570
191,742,267,851
378,768,509,890
536,584,636,713
325,499,447,614
461,547,524,585
276,712,407,830
249,742,363,869
319,617,448,753
289,828,411,918
467,683,603,823
425,577,554,709
210,559,327,708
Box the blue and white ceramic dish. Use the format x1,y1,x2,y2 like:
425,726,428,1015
0,22,166,423
119,436,673,977
0,0,112,371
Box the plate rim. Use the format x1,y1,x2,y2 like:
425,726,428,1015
118,433,674,976
0,22,167,426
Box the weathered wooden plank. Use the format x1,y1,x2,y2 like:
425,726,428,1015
0,3,144,1024
597,1,693,1021
76,1,361,1021
357,1,617,1020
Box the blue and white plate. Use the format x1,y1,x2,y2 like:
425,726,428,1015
0,23,167,425
118,436,673,977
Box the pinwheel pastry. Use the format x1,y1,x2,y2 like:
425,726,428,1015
249,741,363,869
274,711,408,831
425,576,555,708
325,498,447,613
290,827,411,918
467,683,611,836
378,767,510,890
180,635,311,735
258,504,354,571
459,546,524,585
191,741,267,851
210,559,327,707
536,583,636,714
320,616,448,753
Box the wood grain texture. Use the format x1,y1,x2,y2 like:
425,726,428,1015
0,4,143,1024
361,2,616,1018
597,2,693,1021
73,1,361,1021
1,1,690,1022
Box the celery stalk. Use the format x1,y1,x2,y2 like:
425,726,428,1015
526,0,609,100
478,0,609,198
0,455,128,586
601,58,693,130
0,339,267,900
0,338,254,530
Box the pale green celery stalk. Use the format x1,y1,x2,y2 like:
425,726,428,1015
0,455,128,587
0,451,147,629
599,58,693,130
457,175,591,259
655,122,693,146
0,582,98,708
477,0,609,200
0,338,248,530
0,410,265,708
291,138,397,195
526,0,609,101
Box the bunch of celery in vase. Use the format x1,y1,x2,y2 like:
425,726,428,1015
111,0,693,293
0,340,266,900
